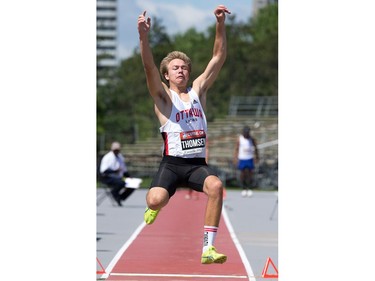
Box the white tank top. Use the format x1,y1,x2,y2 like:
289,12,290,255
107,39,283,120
238,135,255,160
160,88,207,158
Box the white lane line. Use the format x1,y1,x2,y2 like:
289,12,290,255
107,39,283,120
110,272,247,278
101,202,256,280
222,206,257,281
100,221,147,279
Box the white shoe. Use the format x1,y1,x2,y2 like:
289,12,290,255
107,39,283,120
241,190,247,197
247,190,253,197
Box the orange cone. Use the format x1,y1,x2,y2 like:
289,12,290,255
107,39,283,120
96,257,106,274
261,257,278,278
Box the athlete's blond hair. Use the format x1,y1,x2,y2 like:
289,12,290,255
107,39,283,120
159,51,192,77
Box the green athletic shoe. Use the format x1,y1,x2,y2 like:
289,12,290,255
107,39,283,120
201,246,227,264
144,207,160,224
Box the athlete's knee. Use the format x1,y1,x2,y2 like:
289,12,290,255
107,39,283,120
146,187,169,209
204,176,223,198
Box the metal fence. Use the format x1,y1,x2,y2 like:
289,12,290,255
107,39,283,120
229,96,278,117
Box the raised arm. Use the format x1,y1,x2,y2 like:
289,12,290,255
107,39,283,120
138,11,169,103
192,5,230,102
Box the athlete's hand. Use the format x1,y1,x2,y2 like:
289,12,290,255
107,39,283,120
214,5,231,23
138,11,151,35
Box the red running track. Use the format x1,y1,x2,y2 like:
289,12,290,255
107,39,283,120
104,190,253,281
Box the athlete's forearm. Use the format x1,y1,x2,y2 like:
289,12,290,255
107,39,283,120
139,35,156,72
212,21,227,62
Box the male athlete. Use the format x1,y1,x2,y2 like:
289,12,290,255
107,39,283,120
137,5,230,264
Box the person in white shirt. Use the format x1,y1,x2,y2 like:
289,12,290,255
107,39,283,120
99,142,134,206
233,126,259,197
138,5,230,264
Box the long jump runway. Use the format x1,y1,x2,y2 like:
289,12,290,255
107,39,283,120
101,190,256,281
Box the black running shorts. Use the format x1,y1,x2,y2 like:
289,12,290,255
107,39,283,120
150,155,218,197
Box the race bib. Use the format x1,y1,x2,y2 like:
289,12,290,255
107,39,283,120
180,130,206,155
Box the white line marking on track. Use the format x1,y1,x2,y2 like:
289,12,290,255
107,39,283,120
110,272,248,278
222,205,257,281
100,221,147,279
101,203,256,281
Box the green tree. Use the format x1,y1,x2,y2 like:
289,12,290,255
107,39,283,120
97,16,173,147
247,4,278,96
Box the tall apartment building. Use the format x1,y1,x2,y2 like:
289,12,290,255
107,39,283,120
97,0,118,70
252,0,278,17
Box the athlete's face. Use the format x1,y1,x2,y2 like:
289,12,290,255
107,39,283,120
165,59,190,86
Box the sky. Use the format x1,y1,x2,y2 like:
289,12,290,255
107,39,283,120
117,0,253,60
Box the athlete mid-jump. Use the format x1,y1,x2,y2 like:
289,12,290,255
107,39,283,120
138,5,231,264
